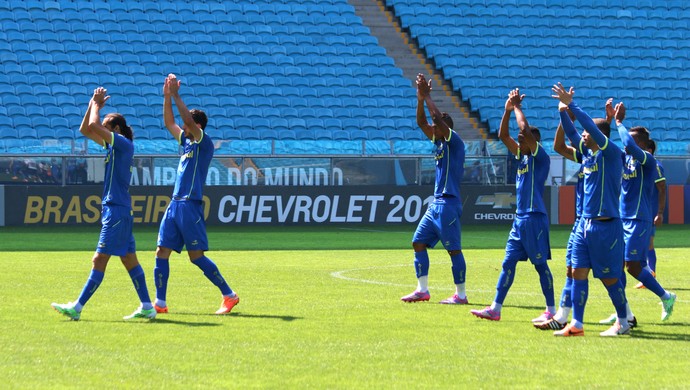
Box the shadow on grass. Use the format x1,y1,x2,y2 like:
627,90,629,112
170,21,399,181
85,318,221,327
630,328,690,341
172,311,303,322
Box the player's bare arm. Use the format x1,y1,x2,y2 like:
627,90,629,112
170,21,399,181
415,73,434,140
168,73,202,141
79,98,95,138
163,76,183,141
655,179,666,226
87,87,112,145
498,90,519,156
512,89,538,154
419,74,451,140
554,104,577,161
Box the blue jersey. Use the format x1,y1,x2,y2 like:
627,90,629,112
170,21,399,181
102,132,134,207
432,130,465,199
565,103,623,219
514,143,549,215
651,159,665,217
618,123,656,222
575,162,585,218
173,130,214,201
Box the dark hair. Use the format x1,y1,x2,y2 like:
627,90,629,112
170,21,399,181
630,126,651,144
441,112,453,130
190,109,208,130
647,139,656,155
593,118,611,138
528,126,541,142
105,113,133,141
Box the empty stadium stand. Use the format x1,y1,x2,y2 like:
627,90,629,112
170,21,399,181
0,0,423,155
0,0,688,157
388,0,690,151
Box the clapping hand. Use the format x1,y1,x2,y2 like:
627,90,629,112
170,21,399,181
92,87,109,107
416,73,431,99
551,83,574,105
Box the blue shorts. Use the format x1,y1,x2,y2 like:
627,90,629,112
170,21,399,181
158,200,209,253
651,225,656,238
412,199,462,251
622,219,653,262
565,216,580,268
97,204,136,257
504,213,551,264
571,217,624,279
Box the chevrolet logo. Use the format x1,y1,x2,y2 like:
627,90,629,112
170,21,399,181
475,193,516,209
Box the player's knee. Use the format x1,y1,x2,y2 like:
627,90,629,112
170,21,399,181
188,250,205,261
625,261,641,277
156,246,172,259
91,253,110,270
448,249,462,256
412,242,426,252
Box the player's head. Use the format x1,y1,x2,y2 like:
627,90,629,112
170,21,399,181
629,126,651,149
517,126,540,154
647,139,657,155
582,118,610,150
440,112,453,130
103,113,133,141
190,109,208,130
593,118,611,137
431,112,454,139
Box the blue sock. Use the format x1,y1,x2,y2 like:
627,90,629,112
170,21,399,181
450,252,466,284
636,268,667,298
534,263,555,307
620,267,627,289
560,277,573,308
647,249,657,272
154,258,170,303
571,279,588,326
77,269,105,307
413,250,430,278
494,258,518,305
605,280,628,319
192,256,233,296
128,265,152,309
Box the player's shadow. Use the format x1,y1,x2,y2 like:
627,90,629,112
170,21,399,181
173,311,302,322
148,318,221,327
95,318,221,327
628,328,690,342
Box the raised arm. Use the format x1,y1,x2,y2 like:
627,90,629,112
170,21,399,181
79,98,98,141
415,74,433,140
511,89,538,154
498,89,518,156
168,74,201,141
552,83,608,149
419,74,451,140
553,121,578,161
615,102,648,163
86,87,112,146
163,76,183,140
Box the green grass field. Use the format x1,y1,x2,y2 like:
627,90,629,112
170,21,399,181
1,225,688,388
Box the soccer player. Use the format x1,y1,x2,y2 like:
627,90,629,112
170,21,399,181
551,83,629,336
153,74,239,315
400,73,468,305
535,116,583,330
52,87,155,321
598,106,676,323
634,139,666,289
470,89,555,322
